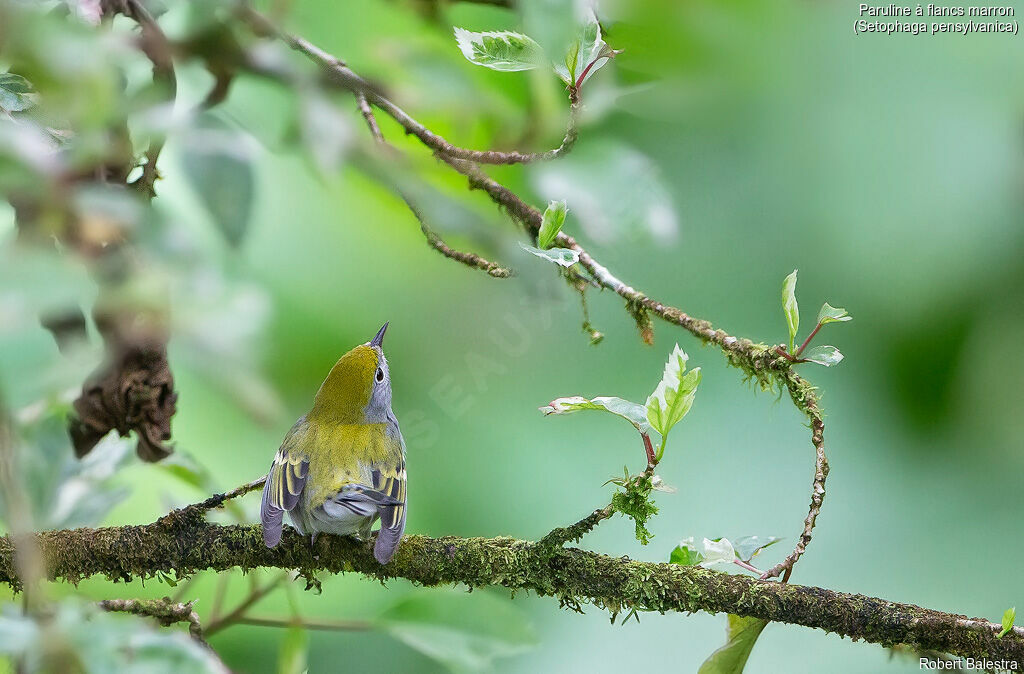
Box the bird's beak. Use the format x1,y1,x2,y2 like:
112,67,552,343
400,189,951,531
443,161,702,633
370,321,389,348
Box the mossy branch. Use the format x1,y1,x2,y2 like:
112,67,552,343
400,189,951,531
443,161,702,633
1,520,1021,664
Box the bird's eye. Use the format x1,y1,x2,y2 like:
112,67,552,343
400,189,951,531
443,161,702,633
376,368,384,383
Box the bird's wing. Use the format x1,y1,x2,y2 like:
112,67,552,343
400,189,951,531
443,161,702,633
260,430,309,548
371,455,407,564
320,482,402,518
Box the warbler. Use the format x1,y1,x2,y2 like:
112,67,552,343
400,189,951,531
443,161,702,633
260,322,407,564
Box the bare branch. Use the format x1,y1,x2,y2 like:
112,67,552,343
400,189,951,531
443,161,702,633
403,198,513,278
183,476,267,515
356,92,385,144
204,571,289,638
232,615,371,632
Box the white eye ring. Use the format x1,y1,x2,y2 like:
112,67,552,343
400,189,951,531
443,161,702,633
375,367,384,383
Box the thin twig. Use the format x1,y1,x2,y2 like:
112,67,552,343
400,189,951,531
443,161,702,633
180,476,266,516
234,615,373,632
99,597,204,642
204,571,289,638
106,0,177,198
733,559,762,575
541,434,656,550
761,412,827,582
404,198,513,278
794,322,823,357
350,91,512,278
355,93,384,144
237,6,580,165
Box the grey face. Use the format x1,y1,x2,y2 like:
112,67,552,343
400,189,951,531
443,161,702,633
363,345,393,423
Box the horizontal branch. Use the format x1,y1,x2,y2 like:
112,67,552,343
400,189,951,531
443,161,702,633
1,521,1021,664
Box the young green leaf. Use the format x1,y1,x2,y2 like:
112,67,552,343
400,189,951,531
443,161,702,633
669,538,704,566
817,302,852,325
698,614,769,674
453,28,544,72
781,270,799,353
519,242,579,267
801,345,844,367
731,536,783,563
699,538,736,569
540,395,650,433
645,344,701,437
537,200,567,250
998,607,1016,638
553,11,615,86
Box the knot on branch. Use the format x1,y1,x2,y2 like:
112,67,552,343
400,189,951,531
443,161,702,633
68,315,177,462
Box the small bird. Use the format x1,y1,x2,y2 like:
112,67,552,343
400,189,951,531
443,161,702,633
260,322,406,564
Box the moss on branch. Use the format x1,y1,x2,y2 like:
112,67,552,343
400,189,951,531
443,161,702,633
0,521,1020,664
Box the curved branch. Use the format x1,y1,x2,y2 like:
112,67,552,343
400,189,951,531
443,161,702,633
405,198,513,278
238,7,580,164
2,523,1021,665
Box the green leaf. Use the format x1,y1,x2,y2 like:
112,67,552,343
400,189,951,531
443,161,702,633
645,344,702,437
669,538,704,566
182,116,255,247
801,345,844,367
379,590,536,671
0,73,32,94
537,200,567,250
781,270,799,353
518,242,579,268
563,41,581,86
540,395,650,434
817,302,852,325
277,625,308,674
553,11,615,86
453,28,544,72
731,536,783,563
0,72,37,112
698,614,769,674
699,537,736,569
998,607,1016,639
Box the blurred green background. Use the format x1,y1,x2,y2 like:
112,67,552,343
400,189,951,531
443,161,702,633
2,0,1023,671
